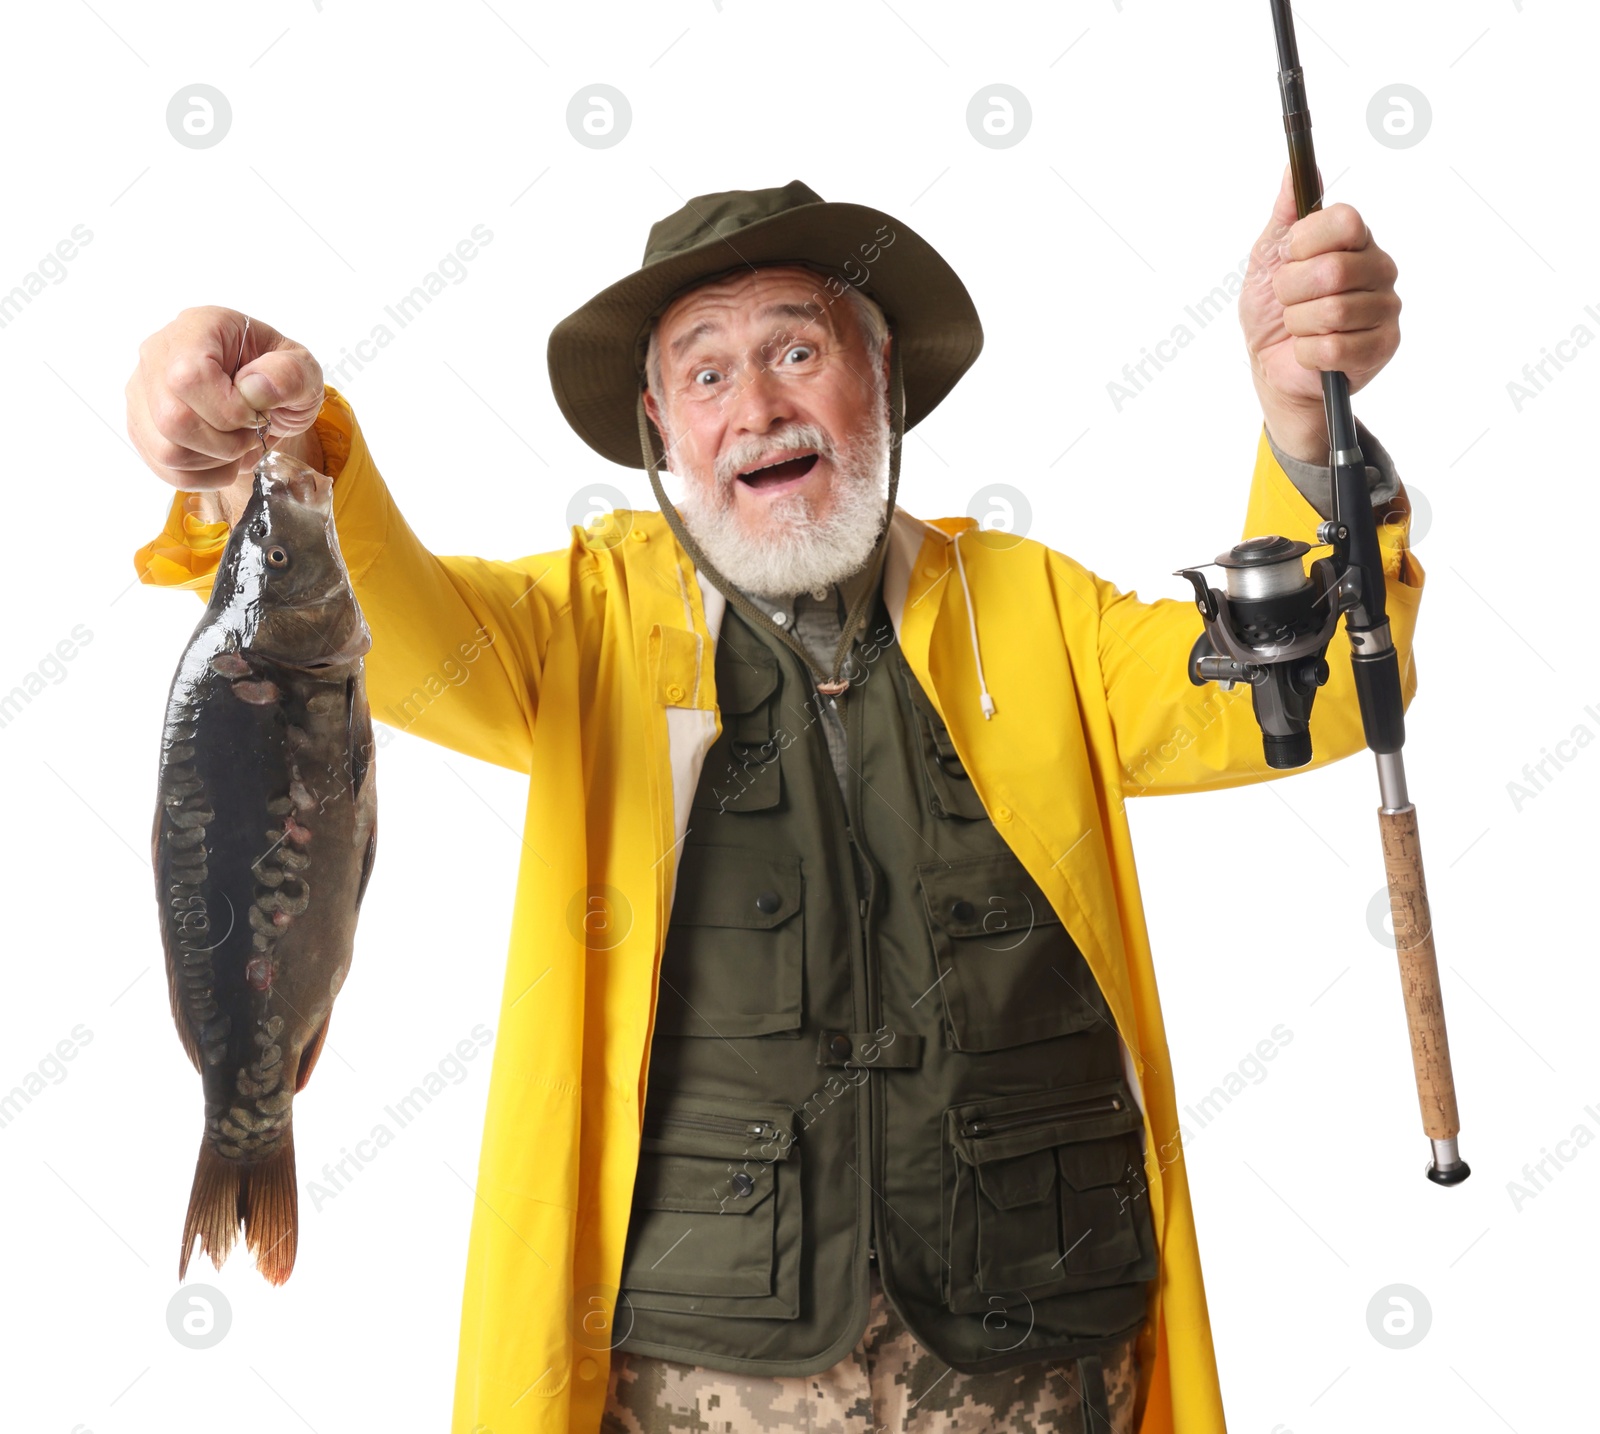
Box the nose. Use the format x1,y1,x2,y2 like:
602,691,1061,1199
724,362,795,437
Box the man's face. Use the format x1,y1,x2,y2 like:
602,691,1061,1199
643,267,893,597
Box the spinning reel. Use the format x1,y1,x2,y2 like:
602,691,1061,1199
1176,523,1363,771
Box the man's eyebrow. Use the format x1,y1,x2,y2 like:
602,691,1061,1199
668,319,718,357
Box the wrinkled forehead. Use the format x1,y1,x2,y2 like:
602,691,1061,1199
655,263,844,349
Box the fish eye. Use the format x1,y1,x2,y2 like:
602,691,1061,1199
265,545,290,568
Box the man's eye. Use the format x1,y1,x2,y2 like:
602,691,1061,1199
781,346,814,364
693,368,723,386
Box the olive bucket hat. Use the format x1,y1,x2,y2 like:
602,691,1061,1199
547,179,983,469
546,180,982,696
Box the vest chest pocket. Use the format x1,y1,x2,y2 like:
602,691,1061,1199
695,647,782,813
620,1094,801,1319
655,845,804,1038
916,852,1110,1052
943,1080,1157,1316
901,663,989,820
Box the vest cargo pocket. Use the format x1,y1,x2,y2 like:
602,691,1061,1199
656,845,804,1038
916,852,1111,1052
695,646,782,813
943,1079,1157,1315
620,1095,801,1319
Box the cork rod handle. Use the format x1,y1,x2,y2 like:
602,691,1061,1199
1378,804,1460,1140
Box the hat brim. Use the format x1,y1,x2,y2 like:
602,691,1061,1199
547,201,982,469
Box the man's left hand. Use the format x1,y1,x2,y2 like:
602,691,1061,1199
1239,163,1401,464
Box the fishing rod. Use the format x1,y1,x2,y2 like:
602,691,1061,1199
1173,0,1469,1186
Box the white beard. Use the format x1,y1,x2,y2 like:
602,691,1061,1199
671,406,891,602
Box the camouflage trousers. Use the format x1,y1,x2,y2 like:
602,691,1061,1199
601,1265,1143,1433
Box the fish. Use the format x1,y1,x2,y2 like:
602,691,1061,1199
154,449,377,1285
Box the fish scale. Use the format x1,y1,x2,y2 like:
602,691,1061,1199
153,450,377,1286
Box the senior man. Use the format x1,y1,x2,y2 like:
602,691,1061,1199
130,176,1419,1434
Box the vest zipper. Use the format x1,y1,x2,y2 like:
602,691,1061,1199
842,684,880,1268
959,1094,1124,1139
645,1112,778,1142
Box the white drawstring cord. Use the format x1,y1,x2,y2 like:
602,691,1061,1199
951,528,996,719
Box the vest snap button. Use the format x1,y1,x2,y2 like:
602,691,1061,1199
949,898,976,923
665,683,685,703
730,1171,756,1198
628,528,648,542
755,889,782,914
829,1033,853,1060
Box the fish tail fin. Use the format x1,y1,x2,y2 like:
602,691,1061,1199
178,1138,241,1280
178,1133,299,1285
244,1131,298,1285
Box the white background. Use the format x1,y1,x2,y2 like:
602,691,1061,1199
1,2,1592,1431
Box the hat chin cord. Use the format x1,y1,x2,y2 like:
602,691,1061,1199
636,338,905,697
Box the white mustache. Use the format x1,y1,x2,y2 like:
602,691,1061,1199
714,423,836,487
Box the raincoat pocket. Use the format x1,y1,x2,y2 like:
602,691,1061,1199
619,1094,801,1319
916,852,1110,1052
655,844,804,1038
942,1079,1157,1316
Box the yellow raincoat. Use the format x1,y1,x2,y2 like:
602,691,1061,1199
136,388,1422,1433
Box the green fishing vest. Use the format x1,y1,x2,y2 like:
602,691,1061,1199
615,588,1157,1376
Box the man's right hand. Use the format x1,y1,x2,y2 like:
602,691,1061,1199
126,307,326,494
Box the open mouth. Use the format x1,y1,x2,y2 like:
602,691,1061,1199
736,451,820,490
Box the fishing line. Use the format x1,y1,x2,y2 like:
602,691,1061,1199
231,314,273,460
